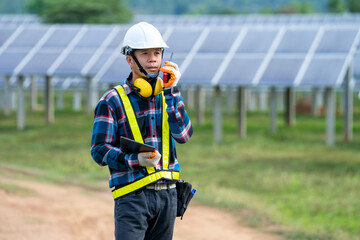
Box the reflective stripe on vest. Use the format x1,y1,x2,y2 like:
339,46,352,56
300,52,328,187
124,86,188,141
115,85,155,174
112,171,180,199
112,85,177,199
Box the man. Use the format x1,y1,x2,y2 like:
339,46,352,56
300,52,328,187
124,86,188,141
90,22,193,240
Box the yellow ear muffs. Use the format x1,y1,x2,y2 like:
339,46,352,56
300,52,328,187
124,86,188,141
134,78,152,98
133,77,163,98
153,77,164,96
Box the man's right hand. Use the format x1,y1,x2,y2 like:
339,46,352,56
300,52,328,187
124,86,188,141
138,150,161,167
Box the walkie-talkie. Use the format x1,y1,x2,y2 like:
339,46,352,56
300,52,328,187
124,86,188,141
162,52,173,83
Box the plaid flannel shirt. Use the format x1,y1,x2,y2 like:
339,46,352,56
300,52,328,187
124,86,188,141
90,82,193,188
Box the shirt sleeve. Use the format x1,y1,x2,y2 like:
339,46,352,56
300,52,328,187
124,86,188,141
164,86,193,143
90,98,141,171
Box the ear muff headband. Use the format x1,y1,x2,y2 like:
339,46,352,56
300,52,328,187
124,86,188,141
153,78,163,95
133,77,163,98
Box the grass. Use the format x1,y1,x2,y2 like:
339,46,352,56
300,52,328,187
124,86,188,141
178,105,360,240
0,181,36,196
0,92,360,239
0,103,109,189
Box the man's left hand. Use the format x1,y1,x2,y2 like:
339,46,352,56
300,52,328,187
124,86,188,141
160,61,181,89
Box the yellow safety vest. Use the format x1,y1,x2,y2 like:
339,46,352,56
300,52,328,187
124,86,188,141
112,85,179,199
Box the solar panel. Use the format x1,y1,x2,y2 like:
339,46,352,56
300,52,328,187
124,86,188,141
237,29,278,53
198,28,239,53
42,27,80,48
166,28,202,53
0,50,28,74
316,28,359,53
219,57,264,86
300,57,346,86
75,26,113,48
53,51,95,75
181,55,224,84
0,27,17,45
163,52,186,64
9,27,48,50
259,56,305,86
20,50,62,74
87,51,113,75
106,29,127,48
276,29,317,53
98,56,129,83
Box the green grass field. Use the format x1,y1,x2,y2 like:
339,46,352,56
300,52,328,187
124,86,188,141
0,93,359,240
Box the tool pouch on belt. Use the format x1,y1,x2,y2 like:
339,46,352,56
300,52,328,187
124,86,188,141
176,180,195,220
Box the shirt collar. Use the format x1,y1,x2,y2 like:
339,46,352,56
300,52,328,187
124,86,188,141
123,72,136,95
122,82,133,95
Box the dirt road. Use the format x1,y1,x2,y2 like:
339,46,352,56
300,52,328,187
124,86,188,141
0,175,281,240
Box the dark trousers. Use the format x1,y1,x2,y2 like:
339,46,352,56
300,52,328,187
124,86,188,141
114,188,177,240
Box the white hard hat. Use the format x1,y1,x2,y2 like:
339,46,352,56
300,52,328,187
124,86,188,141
121,22,169,55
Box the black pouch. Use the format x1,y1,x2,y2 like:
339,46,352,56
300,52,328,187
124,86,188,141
176,180,195,219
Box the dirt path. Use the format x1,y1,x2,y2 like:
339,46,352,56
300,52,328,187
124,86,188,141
0,176,281,240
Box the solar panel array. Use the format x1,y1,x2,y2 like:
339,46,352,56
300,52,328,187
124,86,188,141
136,14,360,87
0,14,40,25
135,14,360,27
171,26,360,87
0,25,127,83
1,14,360,88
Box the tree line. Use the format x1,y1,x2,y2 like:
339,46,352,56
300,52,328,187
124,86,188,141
0,0,359,24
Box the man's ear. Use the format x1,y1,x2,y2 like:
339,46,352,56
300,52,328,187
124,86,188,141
126,55,134,69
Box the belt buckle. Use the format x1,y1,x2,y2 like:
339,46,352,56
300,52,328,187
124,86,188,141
154,184,162,191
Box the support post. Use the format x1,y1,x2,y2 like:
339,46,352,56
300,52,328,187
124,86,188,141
86,76,97,114
57,88,64,110
312,87,321,116
248,89,257,111
45,75,54,124
30,75,38,111
277,90,284,111
325,87,335,146
73,89,82,111
17,76,25,130
285,87,296,126
205,88,212,109
195,85,205,125
214,86,222,143
180,85,187,105
4,76,11,115
11,90,16,111
226,86,236,115
259,90,268,111
186,87,195,110
86,76,92,114
344,66,353,142
237,86,247,138
270,87,277,133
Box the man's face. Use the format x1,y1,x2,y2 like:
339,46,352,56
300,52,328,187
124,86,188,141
126,48,162,81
